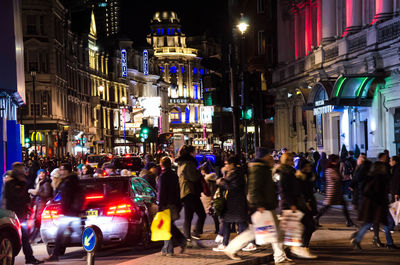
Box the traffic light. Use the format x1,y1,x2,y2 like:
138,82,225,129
140,122,150,140
24,137,31,148
242,106,254,120
76,139,81,145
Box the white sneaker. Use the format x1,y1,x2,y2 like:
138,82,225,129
242,242,257,251
212,244,226,252
290,246,317,259
275,257,294,264
215,234,223,243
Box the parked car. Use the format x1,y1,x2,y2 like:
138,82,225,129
40,176,157,255
85,154,113,168
111,155,144,173
0,209,22,265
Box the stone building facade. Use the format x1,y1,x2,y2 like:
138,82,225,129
272,0,400,157
20,0,128,157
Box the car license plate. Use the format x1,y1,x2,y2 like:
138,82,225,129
86,210,98,217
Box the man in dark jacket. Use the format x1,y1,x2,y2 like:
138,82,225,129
3,162,43,264
46,163,83,261
223,147,292,263
157,156,186,255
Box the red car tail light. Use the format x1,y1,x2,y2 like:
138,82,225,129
85,194,104,200
42,205,62,221
106,203,135,216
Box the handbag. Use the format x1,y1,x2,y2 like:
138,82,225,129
212,187,227,216
251,211,278,245
151,209,172,241
280,210,304,246
389,200,400,226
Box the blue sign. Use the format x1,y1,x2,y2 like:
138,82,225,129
82,227,96,252
121,49,127,77
143,49,148,75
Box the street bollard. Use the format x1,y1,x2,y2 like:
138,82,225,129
82,225,102,265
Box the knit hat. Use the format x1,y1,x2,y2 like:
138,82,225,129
37,169,46,176
50,168,61,179
255,147,272,159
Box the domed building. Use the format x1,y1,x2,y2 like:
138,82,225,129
147,11,211,149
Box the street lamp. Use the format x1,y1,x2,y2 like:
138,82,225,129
237,14,249,35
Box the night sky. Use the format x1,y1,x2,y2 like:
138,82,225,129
124,0,228,47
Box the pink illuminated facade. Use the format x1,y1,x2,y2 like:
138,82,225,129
272,0,400,157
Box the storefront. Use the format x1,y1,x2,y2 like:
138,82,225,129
308,74,385,158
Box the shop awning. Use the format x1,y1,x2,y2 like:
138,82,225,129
330,75,383,107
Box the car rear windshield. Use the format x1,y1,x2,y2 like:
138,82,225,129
87,155,106,163
115,157,142,170
80,178,129,197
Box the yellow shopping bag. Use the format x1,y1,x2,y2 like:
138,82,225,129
151,209,172,241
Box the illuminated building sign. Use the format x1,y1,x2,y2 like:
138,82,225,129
200,106,214,124
143,49,148,75
313,105,334,116
121,49,127,77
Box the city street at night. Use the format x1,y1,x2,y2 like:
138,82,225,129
2,0,400,265
14,205,400,265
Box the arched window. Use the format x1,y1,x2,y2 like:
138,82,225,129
170,106,181,124
185,106,190,123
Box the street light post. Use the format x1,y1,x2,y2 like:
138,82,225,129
98,85,104,154
237,13,249,158
30,71,37,159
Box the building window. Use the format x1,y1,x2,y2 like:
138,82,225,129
170,66,177,73
258,31,266,55
27,15,37,35
170,107,181,123
185,107,190,123
257,0,265,14
200,68,204,75
193,67,197,75
195,106,198,122
181,66,185,73
194,84,198,100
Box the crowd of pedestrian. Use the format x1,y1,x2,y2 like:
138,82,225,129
1,144,400,264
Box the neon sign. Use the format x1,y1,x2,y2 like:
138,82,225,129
121,49,127,77
143,49,149,75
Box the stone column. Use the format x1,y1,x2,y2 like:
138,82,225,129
322,0,336,43
344,0,362,35
374,0,393,22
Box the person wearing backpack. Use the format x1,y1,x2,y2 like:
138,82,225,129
340,151,357,200
45,163,83,262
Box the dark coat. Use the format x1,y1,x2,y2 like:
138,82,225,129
157,168,181,210
3,173,31,219
35,177,53,205
350,160,372,210
316,154,328,179
390,163,400,201
247,159,277,211
358,161,390,225
278,164,305,210
218,166,247,223
58,173,82,216
297,171,318,215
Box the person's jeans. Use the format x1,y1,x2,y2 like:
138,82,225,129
342,180,352,198
388,212,395,231
162,222,186,254
183,194,206,239
21,221,34,261
222,221,247,246
356,223,393,245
